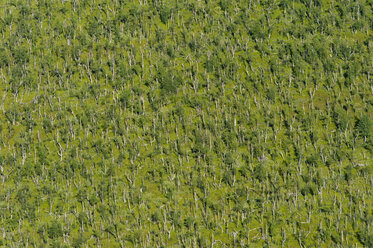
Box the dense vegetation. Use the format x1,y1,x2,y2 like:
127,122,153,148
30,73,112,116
0,0,372,247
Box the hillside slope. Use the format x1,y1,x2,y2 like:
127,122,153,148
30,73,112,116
0,0,372,247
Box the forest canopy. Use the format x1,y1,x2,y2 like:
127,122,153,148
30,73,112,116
0,0,372,247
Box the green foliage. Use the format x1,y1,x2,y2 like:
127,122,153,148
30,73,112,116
0,0,372,247
0,48,9,67
159,6,171,24
356,115,372,140
48,221,63,240
157,66,182,94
